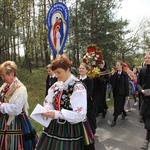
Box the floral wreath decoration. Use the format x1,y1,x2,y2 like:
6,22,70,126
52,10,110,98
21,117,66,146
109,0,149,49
82,44,103,77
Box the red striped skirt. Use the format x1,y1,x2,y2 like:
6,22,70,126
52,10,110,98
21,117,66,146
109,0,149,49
36,119,95,150
0,112,38,150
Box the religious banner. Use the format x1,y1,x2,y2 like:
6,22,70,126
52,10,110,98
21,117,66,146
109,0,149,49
47,2,69,54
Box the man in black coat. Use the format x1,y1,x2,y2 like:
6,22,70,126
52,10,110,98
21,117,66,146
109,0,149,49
45,64,57,96
110,60,129,127
93,61,109,118
136,52,150,150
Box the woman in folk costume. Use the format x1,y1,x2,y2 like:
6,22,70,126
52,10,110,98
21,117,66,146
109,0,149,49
36,54,94,150
0,61,38,150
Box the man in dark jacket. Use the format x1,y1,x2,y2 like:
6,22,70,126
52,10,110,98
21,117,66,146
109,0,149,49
93,61,109,118
45,64,57,96
110,61,129,127
136,52,150,150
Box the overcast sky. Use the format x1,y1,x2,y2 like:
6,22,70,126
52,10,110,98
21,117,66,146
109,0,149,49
117,0,150,28
68,0,150,29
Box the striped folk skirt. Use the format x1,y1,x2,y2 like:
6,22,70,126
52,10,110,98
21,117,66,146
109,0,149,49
0,112,38,150
82,120,95,150
36,119,95,150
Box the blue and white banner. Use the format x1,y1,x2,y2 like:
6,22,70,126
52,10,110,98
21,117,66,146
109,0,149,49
47,2,69,55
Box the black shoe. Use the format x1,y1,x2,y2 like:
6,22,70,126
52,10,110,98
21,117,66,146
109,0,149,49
102,110,107,118
141,140,149,150
92,130,96,135
95,113,99,117
121,113,127,120
110,121,116,127
140,118,144,123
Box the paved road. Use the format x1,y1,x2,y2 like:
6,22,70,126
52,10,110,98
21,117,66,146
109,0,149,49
95,101,147,150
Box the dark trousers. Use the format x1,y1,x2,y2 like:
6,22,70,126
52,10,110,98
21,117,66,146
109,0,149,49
146,130,150,141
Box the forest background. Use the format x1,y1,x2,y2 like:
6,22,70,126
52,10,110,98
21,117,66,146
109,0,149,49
0,0,150,132
1,0,150,70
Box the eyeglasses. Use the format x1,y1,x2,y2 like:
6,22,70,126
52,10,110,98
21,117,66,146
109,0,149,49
144,57,150,59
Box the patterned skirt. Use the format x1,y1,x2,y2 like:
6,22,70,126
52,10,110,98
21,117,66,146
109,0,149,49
36,119,95,150
36,119,84,150
0,112,38,150
82,120,95,150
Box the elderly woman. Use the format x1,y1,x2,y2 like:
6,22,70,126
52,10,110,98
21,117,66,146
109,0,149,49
36,54,94,150
0,61,37,150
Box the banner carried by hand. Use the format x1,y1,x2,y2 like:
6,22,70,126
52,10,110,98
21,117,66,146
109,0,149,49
47,2,69,55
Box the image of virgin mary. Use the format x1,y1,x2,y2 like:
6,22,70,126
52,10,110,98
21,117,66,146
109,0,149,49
52,16,66,53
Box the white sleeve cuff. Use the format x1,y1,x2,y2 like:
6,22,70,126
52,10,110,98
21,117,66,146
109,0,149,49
0,105,4,114
54,110,64,119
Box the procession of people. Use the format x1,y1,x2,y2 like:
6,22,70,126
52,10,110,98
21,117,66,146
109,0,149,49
0,0,149,147
1,51,150,150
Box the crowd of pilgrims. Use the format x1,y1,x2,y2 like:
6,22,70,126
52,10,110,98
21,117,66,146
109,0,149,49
0,52,150,150
69,60,139,129
44,57,143,148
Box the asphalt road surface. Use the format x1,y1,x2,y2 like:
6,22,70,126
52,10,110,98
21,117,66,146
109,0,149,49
95,101,147,150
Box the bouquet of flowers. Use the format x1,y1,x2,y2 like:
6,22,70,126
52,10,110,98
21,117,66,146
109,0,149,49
83,44,103,77
83,52,102,68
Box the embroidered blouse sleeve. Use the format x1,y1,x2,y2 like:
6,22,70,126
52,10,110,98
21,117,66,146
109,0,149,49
44,84,55,110
55,83,87,123
0,87,27,115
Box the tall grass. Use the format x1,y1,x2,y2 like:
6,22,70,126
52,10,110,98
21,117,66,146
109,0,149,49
18,68,47,133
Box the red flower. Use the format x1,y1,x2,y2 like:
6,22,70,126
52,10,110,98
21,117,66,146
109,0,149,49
82,44,103,75
87,46,95,53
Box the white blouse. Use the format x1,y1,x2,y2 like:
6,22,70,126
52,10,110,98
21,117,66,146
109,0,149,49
44,75,87,124
0,78,28,116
